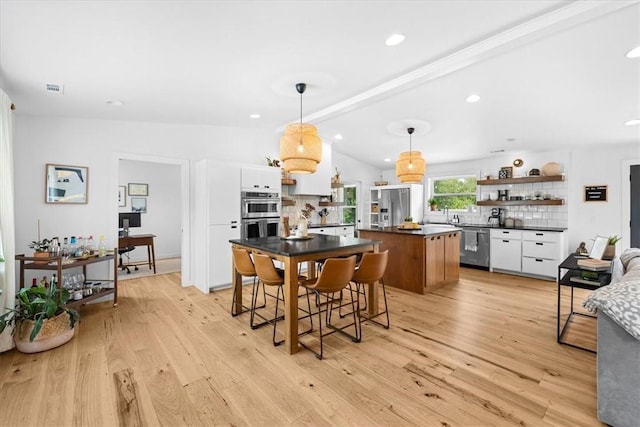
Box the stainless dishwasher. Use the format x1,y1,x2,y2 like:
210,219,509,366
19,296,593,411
459,227,490,268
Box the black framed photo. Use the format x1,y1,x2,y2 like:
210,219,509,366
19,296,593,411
45,163,88,204
118,185,126,207
128,183,148,196
584,185,607,202
499,166,513,179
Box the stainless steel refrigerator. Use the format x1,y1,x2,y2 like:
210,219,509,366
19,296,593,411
377,184,424,227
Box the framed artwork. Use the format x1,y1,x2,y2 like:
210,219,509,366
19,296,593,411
584,185,607,202
118,186,126,207
128,183,148,196
499,166,513,179
45,163,88,204
131,197,147,213
589,235,609,259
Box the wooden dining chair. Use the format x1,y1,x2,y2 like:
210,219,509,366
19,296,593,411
251,253,312,346
298,255,358,359
231,248,264,316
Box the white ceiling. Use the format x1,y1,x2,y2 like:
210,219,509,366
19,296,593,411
1,1,639,168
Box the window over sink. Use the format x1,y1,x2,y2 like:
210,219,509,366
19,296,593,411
431,176,477,210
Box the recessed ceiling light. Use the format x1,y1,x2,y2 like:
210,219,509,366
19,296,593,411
334,134,343,140
507,137,516,142
383,158,391,162
106,100,124,106
466,94,480,103
490,149,505,153
249,113,261,119
385,33,405,47
626,45,640,58
624,119,640,126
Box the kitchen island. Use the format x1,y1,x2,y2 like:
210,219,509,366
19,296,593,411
359,225,461,294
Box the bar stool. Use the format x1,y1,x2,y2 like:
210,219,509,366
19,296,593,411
298,255,358,359
231,248,264,316
251,253,312,346
350,250,390,333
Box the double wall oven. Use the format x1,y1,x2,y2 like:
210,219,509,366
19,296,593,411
241,191,280,239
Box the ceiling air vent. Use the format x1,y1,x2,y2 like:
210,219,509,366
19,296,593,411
45,83,64,94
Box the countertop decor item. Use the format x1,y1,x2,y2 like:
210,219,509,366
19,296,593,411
396,127,426,183
541,162,561,176
529,168,540,176
0,285,80,353
280,83,322,174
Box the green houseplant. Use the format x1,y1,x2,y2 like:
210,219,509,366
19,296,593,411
428,198,438,211
0,285,79,353
603,235,621,260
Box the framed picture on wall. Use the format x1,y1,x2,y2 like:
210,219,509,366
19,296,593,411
118,185,126,207
128,183,148,196
45,163,88,204
131,197,147,213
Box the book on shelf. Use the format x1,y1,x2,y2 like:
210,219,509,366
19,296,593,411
569,276,603,286
577,258,611,271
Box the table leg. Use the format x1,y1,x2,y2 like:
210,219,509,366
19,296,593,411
149,241,156,274
283,258,299,354
367,245,380,316
232,262,242,316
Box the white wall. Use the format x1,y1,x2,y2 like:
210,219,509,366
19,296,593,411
119,159,181,259
12,115,378,288
383,143,640,256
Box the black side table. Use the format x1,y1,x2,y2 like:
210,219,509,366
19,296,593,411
557,254,612,353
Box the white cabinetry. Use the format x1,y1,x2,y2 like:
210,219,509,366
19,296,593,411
490,229,522,272
309,225,354,237
241,166,281,192
195,159,242,293
490,228,567,279
521,231,565,278
290,141,332,196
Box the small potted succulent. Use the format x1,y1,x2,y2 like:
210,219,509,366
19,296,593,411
28,238,52,263
403,216,414,229
603,235,621,260
428,198,438,211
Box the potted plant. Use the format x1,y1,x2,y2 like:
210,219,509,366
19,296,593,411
428,198,438,211
403,216,414,228
603,235,621,260
28,238,52,263
0,285,79,353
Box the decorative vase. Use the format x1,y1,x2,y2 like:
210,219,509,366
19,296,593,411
14,312,75,353
33,251,49,264
602,245,616,260
541,162,562,176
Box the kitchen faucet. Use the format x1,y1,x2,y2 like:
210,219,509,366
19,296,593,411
444,206,450,223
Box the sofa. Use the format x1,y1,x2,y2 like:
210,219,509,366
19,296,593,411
583,248,640,427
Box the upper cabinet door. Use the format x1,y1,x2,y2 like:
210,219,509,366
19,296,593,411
210,162,241,225
241,166,281,192
290,141,332,196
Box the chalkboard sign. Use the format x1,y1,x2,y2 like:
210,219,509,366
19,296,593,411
584,185,607,202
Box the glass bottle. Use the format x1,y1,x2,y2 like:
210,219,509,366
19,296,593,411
86,235,95,255
70,236,77,258
98,235,106,257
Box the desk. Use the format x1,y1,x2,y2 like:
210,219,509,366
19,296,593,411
557,254,612,353
230,235,381,355
118,234,157,274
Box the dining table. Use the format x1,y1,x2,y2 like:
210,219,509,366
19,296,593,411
229,234,382,355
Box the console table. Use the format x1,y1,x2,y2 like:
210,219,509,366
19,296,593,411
15,251,118,308
557,254,612,352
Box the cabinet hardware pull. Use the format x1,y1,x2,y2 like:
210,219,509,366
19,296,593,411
536,233,543,236
503,240,509,243
535,258,543,262
536,242,543,245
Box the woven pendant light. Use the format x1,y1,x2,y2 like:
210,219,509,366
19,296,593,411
280,83,322,174
396,127,426,183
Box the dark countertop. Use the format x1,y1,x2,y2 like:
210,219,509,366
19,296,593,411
308,223,354,229
359,225,461,236
230,234,381,257
426,222,567,232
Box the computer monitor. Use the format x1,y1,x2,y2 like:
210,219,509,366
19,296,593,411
118,212,141,236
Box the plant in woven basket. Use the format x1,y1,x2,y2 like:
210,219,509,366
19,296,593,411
0,285,79,342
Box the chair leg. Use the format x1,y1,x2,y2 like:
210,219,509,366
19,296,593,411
357,280,390,329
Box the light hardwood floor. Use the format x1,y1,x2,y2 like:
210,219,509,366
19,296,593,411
0,268,602,426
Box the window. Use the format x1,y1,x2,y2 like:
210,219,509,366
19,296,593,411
337,185,357,224
431,176,476,210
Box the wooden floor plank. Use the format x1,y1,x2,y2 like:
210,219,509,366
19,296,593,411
0,268,604,426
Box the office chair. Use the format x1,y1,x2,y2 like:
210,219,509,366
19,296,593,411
118,246,138,274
